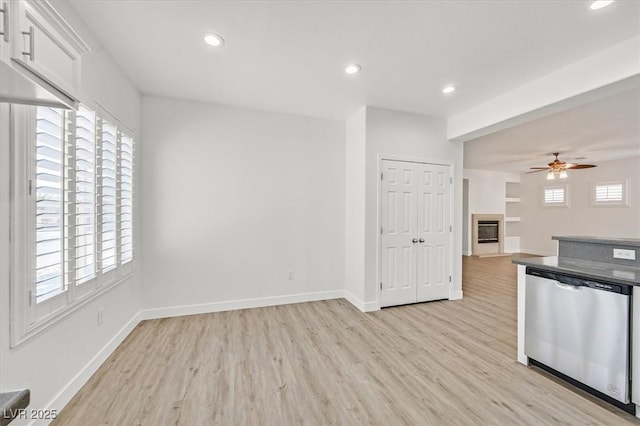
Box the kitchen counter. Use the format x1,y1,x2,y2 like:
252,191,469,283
0,390,30,426
551,236,640,247
512,256,640,286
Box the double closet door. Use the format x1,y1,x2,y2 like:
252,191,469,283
380,160,451,307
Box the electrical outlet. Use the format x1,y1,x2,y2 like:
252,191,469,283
288,269,295,280
97,308,104,326
613,248,636,261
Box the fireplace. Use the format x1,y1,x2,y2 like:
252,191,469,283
478,221,499,243
471,214,505,256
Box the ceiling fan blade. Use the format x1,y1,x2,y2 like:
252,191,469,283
526,169,548,174
529,167,550,170
565,164,596,169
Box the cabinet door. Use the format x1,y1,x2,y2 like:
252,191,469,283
11,0,85,100
380,160,418,307
0,1,9,61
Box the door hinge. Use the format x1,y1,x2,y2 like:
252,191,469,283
28,179,32,195
29,290,33,306
449,225,452,232
380,282,382,290
449,276,452,283
381,226,383,234
381,172,383,180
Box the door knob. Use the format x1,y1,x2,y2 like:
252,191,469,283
419,238,425,243
412,238,418,243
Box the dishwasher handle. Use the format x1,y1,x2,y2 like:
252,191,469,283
555,282,582,291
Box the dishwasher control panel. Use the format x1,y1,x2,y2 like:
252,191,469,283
526,267,631,295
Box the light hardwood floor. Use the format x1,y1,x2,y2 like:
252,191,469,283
53,255,638,425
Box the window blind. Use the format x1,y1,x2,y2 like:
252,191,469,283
595,183,623,203
99,119,118,272
544,187,565,204
35,107,66,302
74,105,97,284
119,133,133,264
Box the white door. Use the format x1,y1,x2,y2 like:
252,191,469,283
380,160,418,307
416,164,451,302
380,160,451,307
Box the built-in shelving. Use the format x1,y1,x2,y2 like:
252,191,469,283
505,182,521,252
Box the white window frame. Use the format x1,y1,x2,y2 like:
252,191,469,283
543,184,569,207
591,180,629,207
10,104,135,347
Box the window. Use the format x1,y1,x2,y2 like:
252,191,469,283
592,181,628,206
543,185,568,207
11,104,135,344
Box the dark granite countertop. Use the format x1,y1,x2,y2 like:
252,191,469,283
552,236,640,247
512,256,640,286
0,390,30,426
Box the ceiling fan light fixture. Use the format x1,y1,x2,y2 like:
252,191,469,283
547,171,556,180
559,170,568,179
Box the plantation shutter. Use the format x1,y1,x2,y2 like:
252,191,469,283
35,107,66,302
74,105,97,284
99,119,118,272
119,133,134,264
544,187,565,204
595,183,623,203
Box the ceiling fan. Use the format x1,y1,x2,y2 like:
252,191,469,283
527,152,596,180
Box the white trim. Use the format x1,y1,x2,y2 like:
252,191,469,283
591,179,629,207
516,265,528,366
12,273,133,347
36,311,142,426
344,290,380,312
140,290,344,320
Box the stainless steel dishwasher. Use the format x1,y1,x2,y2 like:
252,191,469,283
524,267,633,412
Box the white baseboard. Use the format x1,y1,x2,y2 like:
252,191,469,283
449,290,463,300
463,250,472,256
38,311,142,425
343,290,379,312
140,290,345,320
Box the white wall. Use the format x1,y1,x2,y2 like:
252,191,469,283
520,157,640,255
140,96,345,314
344,107,367,306
462,169,520,255
364,107,464,302
0,1,142,423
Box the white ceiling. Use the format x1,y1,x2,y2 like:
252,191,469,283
68,0,640,171
464,88,640,173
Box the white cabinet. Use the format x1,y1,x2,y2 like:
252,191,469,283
0,0,88,107
0,1,11,61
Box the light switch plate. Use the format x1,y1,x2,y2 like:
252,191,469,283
613,248,636,261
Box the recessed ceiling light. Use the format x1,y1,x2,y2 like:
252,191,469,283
442,85,456,94
345,64,362,75
204,33,225,47
590,0,614,10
